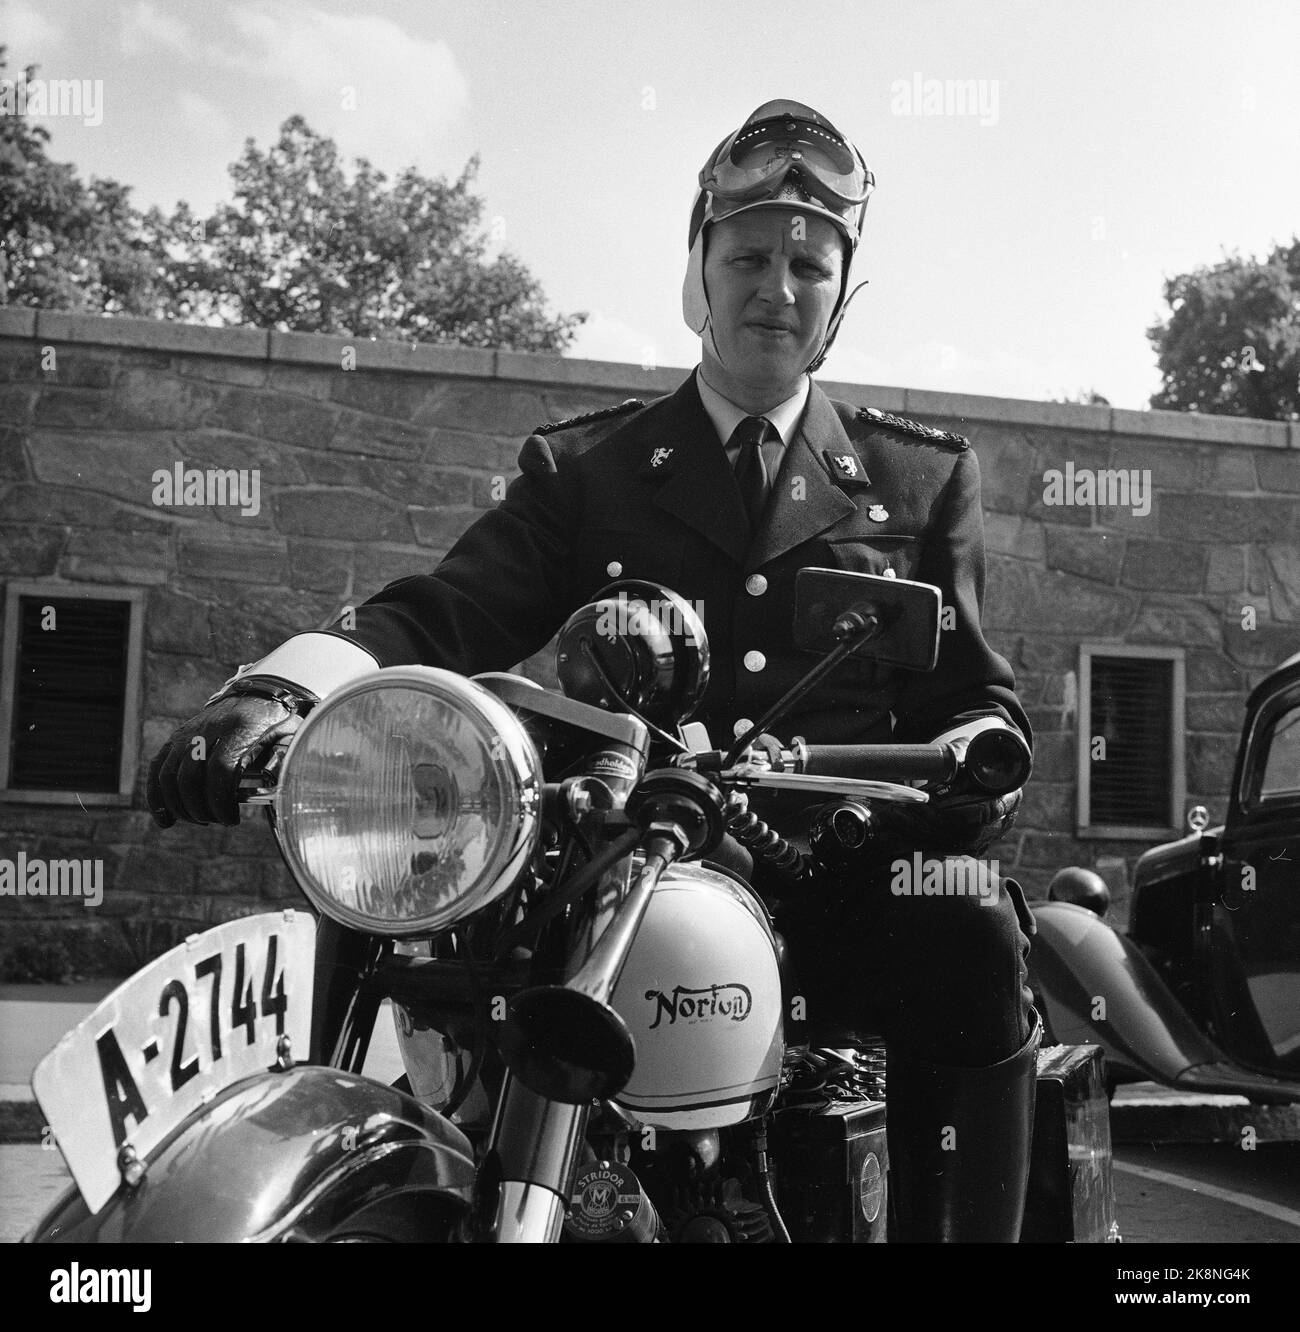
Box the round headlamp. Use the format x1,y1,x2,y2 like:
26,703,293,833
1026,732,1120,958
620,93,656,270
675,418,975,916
555,581,709,728
274,667,541,936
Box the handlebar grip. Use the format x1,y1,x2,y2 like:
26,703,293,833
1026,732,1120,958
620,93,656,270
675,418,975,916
963,727,1032,795
799,743,954,782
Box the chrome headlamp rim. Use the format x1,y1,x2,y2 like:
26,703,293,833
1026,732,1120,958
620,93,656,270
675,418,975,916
273,665,542,938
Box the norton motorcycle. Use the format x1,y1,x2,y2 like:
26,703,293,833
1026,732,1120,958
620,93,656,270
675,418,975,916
27,569,1118,1243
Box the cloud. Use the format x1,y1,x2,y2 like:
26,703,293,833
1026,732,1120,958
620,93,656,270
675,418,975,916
4,0,61,59
210,2,468,171
119,0,190,57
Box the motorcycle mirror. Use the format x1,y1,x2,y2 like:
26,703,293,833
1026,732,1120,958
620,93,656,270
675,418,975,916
792,568,941,672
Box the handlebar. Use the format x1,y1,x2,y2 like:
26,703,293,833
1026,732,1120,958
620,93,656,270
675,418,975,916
797,742,954,783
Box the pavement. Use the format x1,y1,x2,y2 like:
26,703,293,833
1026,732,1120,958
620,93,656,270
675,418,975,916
2,983,1298,1145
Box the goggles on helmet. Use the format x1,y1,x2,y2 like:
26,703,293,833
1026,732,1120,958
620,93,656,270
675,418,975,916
698,100,874,233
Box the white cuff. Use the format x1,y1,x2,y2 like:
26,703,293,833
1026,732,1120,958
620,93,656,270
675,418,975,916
241,633,381,701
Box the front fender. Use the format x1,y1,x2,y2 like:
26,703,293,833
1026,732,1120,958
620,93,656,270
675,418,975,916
28,1065,476,1243
1028,900,1226,1086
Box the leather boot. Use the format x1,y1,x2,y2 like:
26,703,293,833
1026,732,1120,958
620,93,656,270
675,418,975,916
886,1011,1042,1242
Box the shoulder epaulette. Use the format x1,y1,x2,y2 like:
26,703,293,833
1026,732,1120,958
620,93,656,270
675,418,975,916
857,405,969,451
534,398,645,436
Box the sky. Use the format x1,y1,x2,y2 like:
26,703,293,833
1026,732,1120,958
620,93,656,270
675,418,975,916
4,0,1299,409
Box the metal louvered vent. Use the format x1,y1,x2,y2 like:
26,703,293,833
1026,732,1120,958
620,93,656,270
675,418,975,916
9,596,131,792
1089,656,1173,826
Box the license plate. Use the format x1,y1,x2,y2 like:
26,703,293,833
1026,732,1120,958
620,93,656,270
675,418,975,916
32,910,315,1214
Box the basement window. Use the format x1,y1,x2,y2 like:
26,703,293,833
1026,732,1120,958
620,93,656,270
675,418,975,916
0,584,145,806
1077,645,1185,839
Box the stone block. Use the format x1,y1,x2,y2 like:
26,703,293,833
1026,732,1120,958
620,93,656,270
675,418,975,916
1257,450,1300,491
329,372,436,421
1186,651,1246,693
1045,529,1124,582
33,386,111,428
327,409,427,460
424,428,519,472
93,811,154,843
1119,540,1206,592
146,588,216,655
413,381,549,436
1129,600,1223,647
0,426,28,482
1017,830,1086,868
1203,448,1261,492
0,526,64,575
1223,621,1300,668
409,507,480,548
288,539,353,594
1016,637,1078,673
1019,781,1073,830
176,428,311,486
1110,406,1288,447
984,559,1136,635
968,427,1040,513
172,355,268,388
30,430,184,506
1261,545,1300,621
1187,733,1240,791
1204,545,1246,593
213,386,339,448
62,528,171,584
1104,436,1207,490
1159,493,1298,543
1026,732,1076,783
273,488,411,542
197,860,265,897
0,308,38,337
0,482,161,531
178,534,289,584
118,845,200,896
144,653,229,718
107,368,224,431
984,513,1045,561
35,312,267,359
266,364,334,399
43,352,118,389
1186,694,1247,732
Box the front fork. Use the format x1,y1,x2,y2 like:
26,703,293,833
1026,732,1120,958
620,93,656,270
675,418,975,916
479,1078,589,1242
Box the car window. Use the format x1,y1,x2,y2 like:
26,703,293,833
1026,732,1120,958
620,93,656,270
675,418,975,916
1259,704,1300,799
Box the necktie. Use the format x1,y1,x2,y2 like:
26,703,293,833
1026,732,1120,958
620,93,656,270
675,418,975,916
731,415,772,533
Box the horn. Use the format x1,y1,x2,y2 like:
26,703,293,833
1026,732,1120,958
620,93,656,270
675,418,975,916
497,771,726,1104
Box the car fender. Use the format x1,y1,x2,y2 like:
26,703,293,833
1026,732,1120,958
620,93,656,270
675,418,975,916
27,1064,475,1243
1028,900,1226,1085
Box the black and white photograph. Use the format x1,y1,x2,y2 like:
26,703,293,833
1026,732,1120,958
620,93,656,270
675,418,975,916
0,0,1297,1302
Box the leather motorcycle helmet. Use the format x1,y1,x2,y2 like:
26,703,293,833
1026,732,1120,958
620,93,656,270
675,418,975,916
682,99,875,373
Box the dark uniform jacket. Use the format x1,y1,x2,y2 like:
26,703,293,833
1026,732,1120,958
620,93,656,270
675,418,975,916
327,372,1030,752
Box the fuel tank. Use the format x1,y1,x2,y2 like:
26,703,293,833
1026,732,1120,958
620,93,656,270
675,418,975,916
27,1064,476,1243
609,862,784,1129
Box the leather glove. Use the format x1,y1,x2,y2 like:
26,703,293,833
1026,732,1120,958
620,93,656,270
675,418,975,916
146,695,303,827
871,786,1023,859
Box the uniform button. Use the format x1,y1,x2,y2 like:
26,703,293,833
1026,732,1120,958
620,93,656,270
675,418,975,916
745,574,768,596
882,566,896,579
743,651,766,673
734,718,754,738
606,561,623,577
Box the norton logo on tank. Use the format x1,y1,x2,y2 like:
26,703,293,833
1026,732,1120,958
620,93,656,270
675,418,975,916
645,982,752,1029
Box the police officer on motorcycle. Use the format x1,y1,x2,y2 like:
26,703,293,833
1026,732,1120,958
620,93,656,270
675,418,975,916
148,99,1041,1243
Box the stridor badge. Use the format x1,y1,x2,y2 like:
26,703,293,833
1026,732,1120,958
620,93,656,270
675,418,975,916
823,450,871,487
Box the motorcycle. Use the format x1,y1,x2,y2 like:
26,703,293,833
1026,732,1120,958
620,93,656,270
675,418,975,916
26,569,1118,1243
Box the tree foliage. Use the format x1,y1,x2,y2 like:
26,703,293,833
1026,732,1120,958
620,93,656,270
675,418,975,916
1148,240,1300,422
1,52,582,352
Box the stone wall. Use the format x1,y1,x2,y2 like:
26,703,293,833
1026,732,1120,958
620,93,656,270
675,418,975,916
1,309,1297,977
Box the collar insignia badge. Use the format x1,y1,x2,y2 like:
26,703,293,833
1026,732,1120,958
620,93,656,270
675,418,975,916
650,446,673,468
834,454,857,477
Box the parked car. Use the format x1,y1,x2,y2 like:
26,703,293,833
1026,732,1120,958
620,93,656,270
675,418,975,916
1028,651,1300,1104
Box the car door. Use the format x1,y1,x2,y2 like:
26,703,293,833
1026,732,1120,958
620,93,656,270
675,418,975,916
1201,660,1300,1075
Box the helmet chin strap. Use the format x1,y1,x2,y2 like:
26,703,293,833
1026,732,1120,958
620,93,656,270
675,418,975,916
804,277,869,375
